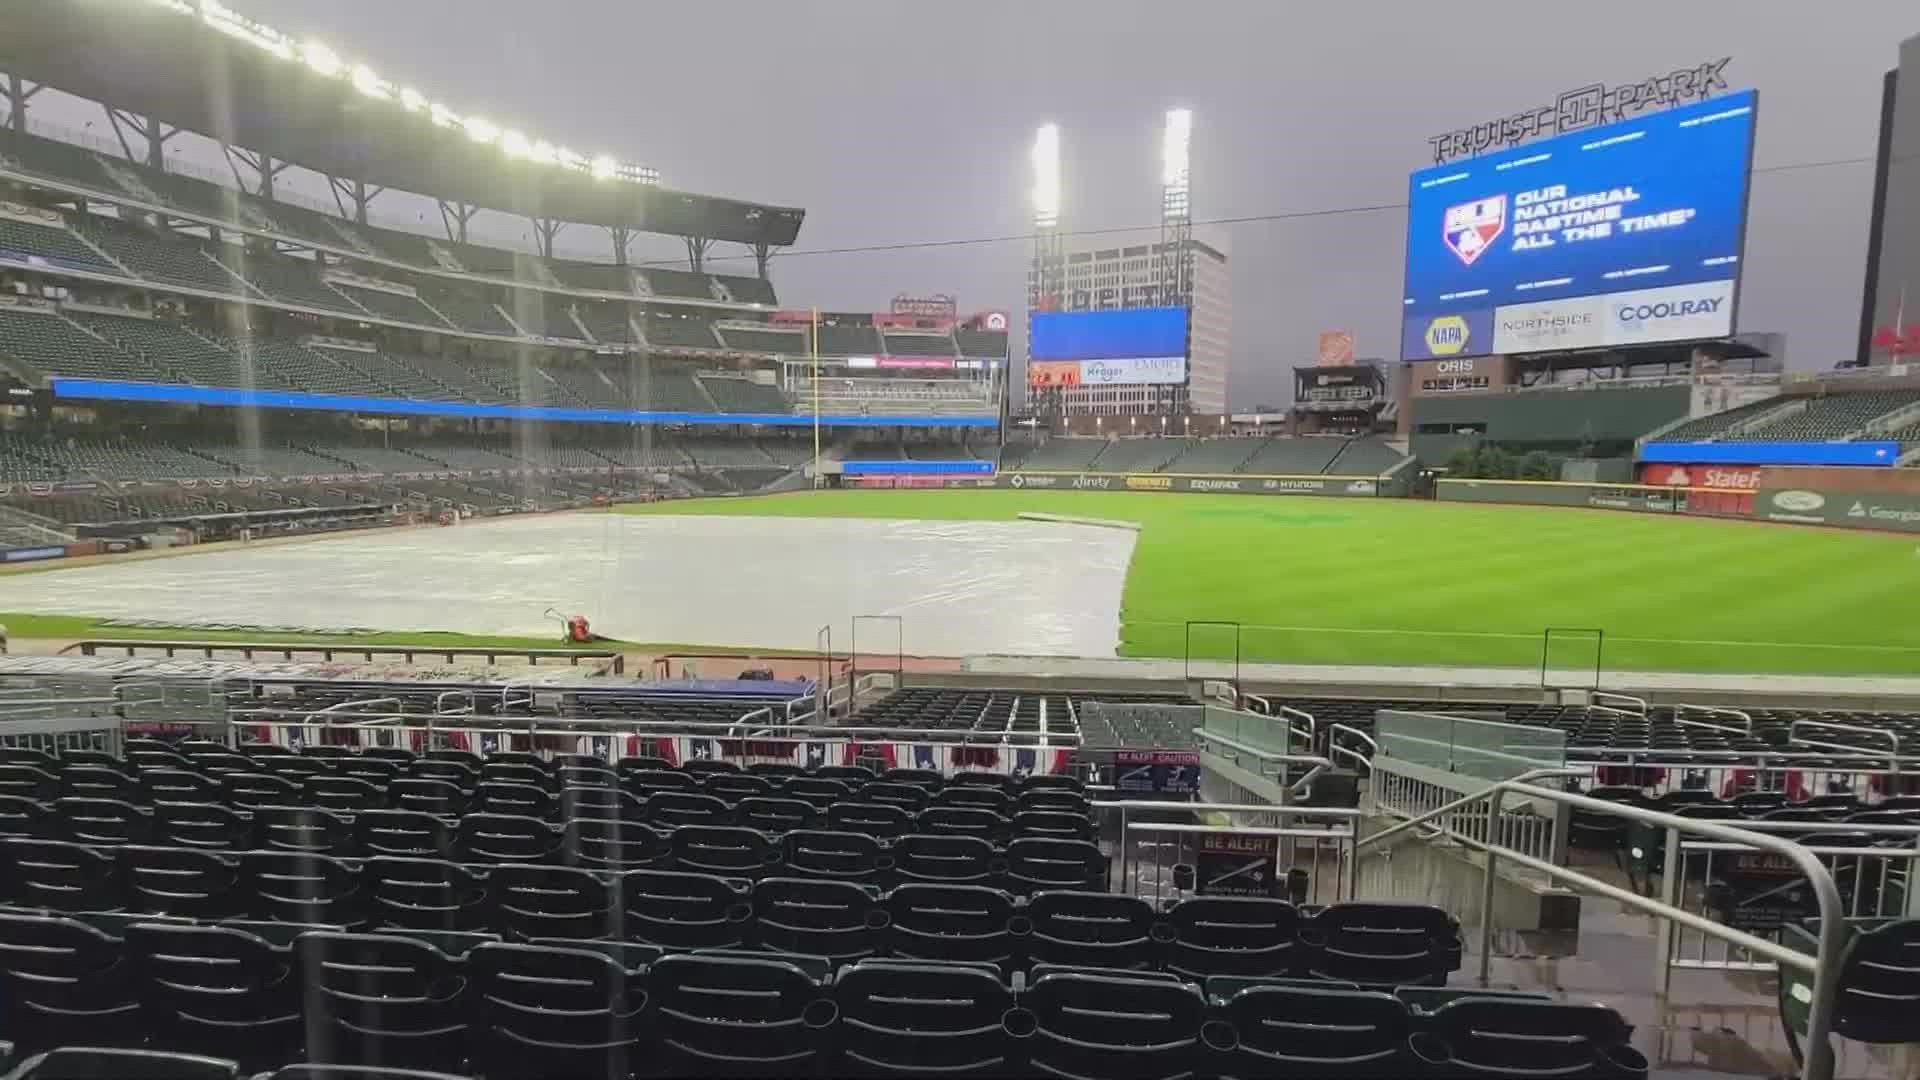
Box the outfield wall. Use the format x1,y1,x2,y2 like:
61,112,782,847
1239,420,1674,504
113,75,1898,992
849,471,1394,496
1439,477,1920,533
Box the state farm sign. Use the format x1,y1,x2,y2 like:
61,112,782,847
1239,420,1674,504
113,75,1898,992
1640,464,1760,491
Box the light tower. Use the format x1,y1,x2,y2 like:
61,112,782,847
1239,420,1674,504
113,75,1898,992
1158,108,1195,413
1028,123,1067,416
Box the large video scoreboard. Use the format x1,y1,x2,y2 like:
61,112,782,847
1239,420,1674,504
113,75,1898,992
1401,90,1758,361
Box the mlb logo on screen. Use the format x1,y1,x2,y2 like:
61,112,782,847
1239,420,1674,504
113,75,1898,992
1443,195,1507,266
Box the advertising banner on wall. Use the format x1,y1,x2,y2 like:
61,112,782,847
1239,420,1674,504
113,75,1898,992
1401,309,1494,361
1027,361,1081,388
995,473,1380,496
1079,356,1188,385
1317,330,1356,366
1754,489,1920,532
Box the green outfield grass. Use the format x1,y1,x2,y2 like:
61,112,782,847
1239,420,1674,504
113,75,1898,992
622,491,1920,676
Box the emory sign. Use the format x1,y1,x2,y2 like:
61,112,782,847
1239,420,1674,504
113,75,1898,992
1427,59,1732,164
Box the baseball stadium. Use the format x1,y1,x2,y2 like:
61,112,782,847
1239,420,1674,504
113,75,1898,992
0,3,1916,1079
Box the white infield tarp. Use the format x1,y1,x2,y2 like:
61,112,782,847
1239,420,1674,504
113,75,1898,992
0,514,1137,657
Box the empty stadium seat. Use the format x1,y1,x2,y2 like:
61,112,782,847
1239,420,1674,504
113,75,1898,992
296,932,469,1073
466,942,644,1080
832,960,1024,1076
1024,969,1207,1080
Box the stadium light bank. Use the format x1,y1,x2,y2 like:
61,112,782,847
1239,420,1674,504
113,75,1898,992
1032,122,1061,229
141,0,659,185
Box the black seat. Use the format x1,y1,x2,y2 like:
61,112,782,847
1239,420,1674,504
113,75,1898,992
647,952,836,1076
752,877,888,962
681,759,740,780
451,813,556,864
467,942,644,1080
387,779,468,817
884,884,1018,967
814,765,875,785
59,765,138,802
703,772,774,806
1019,891,1164,972
782,777,852,813
1011,810,1095,842
362,857,488,932
138,768,224,805
827,802,912,840
1024,969,1206,1080
857,782,930,813
296,932,469,1074
670,825,782,878
489,864,616,941
405,761,476,788
477,762,549,789
644,792,733,828
252,806,355,856
124,922,301,1070
336,758,401,787
736,796,816,834
120,844,243,919
219,772,303,810
354,810,451,859
1779,917,1920,1072
932,786,1012,815
1161,896,1299,978
0,1048,239,1079
559,818,668,871
614,755,674,777
250,1066,477,1080
555,765,618,790
556,786,643,823
1213,983,1413,1078
783,830,888,885
832,960,1022,1076
950,770,1016,792
0,765,57,801
51,797,151,845
915,807,1009,843
1302,902,1461,986
0,838,119,912
476,782,555,820
1015,790,1090,816
881,768,945,792
0,795,51,839
301,776,385,813
0,913,140,1054
619,869,752,950
240,852,363,926
893,834,1001,887
623,769,700,797
1004,837,1106,893
1417,998,1645,1079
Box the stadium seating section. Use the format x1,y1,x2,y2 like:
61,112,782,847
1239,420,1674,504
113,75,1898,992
1722,390,1920,442
1003,436,1401,477
0,730,1677,1080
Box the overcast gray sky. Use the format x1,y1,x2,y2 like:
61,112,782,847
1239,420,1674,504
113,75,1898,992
138,2,1920,405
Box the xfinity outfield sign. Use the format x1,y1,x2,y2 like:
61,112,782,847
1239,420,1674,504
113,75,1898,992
1427,58,1732,164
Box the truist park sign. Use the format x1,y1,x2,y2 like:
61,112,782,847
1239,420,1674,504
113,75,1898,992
1427,58,1732,164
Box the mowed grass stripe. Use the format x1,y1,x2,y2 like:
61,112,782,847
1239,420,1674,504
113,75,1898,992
620,491,1920,675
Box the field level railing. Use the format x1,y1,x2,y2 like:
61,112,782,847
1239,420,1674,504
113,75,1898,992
65,638,625,672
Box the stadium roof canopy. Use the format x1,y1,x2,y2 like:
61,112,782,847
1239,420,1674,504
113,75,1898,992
0,0,805,248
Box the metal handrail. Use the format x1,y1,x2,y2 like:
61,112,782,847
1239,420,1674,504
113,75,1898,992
1592,691,1649,716
1363,774,1847,1080
1327,723,1377,754
1676,703,1753,735
1358,766,1591,852
1790,720,1901,770
302,696,404,726
1190,728,1331,794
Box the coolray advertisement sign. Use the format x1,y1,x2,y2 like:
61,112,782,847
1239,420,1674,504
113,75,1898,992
1401,308,1493,361
1602,280,1735,345
1401,90,1757,361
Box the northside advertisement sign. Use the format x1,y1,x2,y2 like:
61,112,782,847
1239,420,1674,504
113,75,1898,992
994,473,1380,497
